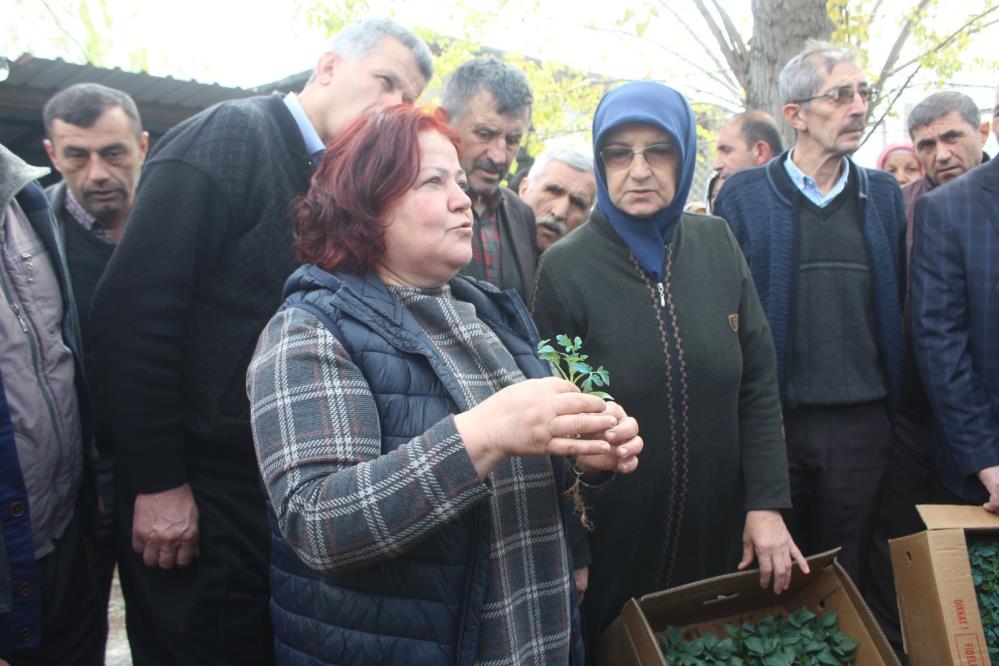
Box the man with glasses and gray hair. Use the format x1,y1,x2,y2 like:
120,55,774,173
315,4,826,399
518,147,595,252
713,40,906,595
442,58,538,301
90,18,432,665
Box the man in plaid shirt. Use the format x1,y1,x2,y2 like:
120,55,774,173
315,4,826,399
443,58,539,303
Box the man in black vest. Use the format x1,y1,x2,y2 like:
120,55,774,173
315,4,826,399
90,18,432,665
42,82,148,655
442,58,538,303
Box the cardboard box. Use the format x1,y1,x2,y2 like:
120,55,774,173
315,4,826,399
595,549,899,665
890,504,999,665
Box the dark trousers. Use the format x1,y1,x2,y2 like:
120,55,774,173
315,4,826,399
93,454,116,654
782,402,894,593
864,410,934,652
8,508,105,666
116,445,275,666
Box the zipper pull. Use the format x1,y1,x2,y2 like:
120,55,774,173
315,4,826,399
656,282,666,307
20,251,35,284
10,302,28,333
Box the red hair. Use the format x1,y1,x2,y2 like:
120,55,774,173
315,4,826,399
293,105,461,273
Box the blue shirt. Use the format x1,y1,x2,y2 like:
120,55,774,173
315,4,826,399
784,151,849,207
282,93,325,159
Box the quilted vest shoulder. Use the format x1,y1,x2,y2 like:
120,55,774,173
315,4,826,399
268,267,549,665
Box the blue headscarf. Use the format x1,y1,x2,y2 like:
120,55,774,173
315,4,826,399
592,82,697,281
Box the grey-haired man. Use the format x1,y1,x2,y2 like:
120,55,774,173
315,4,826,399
90,18,432,665
518,147,595,252
714,41,906,595
443,58,538,301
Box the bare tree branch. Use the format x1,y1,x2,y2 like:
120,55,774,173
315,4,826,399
861,64,922,148
887,6,999,78
872,0,932,91
690,0,748,84
657,1,742,92
581,22,742,100
709,0,749,60
38,0,89,61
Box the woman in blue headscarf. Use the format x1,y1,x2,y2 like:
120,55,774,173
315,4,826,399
532,82,806,649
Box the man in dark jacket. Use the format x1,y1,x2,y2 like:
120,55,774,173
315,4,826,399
0,143,101,663
713,41,906,594
902,91,990,255
867,89,990,650
41,83,147,649
442,58,538,302
912,158,999,509
89,18,432,665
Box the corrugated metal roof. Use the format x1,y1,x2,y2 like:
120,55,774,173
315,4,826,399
0,54,275,180
3,54,255,108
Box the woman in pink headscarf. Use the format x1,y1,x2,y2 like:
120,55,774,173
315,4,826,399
877,143,922,187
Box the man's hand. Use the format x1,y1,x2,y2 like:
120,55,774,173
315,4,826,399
132,483,199,570
978,466,999,512
738,509,809,594
573,566,589,605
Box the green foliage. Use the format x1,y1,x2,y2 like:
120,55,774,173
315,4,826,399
969,541,999,662
659,610,858,665
537,335,612,400
78,0,113,65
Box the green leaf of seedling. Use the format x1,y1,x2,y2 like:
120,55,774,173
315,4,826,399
745,637,764,655
587,391,614,400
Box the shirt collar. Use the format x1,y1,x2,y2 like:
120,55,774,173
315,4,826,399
64,187,114,244
475,188,504,216
283,92,325,158
783,150,850,208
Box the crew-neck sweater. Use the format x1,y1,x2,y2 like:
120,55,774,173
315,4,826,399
790,172,886,405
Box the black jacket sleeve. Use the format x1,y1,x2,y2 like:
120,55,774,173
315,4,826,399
91,159,232,493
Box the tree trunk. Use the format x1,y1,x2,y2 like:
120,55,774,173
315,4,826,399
747,0,834,147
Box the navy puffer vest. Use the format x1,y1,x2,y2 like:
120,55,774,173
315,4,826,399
267,265,584,665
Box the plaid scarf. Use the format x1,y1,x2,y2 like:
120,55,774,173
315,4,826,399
392,286,573,665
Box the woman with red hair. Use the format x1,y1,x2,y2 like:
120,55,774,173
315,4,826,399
246,105,642,665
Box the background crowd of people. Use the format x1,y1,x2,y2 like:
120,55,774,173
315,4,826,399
1,13,997,666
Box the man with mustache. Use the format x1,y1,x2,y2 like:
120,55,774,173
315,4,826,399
41,82,148,655
713,41,906,595
44,84,148,247
443,58,538,302
518,147,595,252
903,92,989,253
